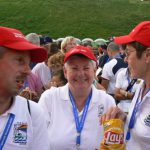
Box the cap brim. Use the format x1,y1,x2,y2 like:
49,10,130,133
114,35,134,45
64,51,96,63
4,41,48,63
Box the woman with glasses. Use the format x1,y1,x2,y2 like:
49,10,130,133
101,21,150,150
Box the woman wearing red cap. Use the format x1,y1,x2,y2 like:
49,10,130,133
101,21,150,150
38,45,116,149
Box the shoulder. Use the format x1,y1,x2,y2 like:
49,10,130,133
92,86,116,105
15,96,44,118
102,59,117,71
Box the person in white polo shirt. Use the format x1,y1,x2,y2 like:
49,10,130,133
38,45,116,150
101,21,150,150
0,26,50,150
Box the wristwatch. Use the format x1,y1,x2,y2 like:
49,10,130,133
124,91,128,98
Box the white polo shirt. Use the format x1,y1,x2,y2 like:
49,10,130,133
0,96,50,150
38,84,116,150
32,62,52,87
125,81,150,150
101,59,124,94
115,68,141,112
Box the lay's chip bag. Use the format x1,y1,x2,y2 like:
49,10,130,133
100,119,125,150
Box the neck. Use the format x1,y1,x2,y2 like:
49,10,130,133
0,96,13,115
69,87,91,112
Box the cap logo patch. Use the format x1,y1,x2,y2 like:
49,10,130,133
14,33,25,39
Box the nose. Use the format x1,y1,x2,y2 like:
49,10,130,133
22,64,31,75
78,69,85,77
124,56,128,63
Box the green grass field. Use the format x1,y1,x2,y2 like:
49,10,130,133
0,0,150,40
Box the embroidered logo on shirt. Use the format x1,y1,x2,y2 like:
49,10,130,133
144,115,150,127
13,122,27,144
98,104,104,117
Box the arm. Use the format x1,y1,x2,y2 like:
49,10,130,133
114,88,134,101
101,78,109,91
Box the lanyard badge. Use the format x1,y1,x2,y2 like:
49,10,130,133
69,90,92,149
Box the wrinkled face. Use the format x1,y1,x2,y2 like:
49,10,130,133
125,44,149,79
0,48,31,96
64,56,96,91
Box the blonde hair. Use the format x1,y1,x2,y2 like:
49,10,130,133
61,36,76,53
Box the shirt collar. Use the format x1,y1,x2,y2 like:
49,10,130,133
60,83,99,103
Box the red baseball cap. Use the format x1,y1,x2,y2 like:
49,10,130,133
0,26,48,62
64,45,97,64
114,21,150,47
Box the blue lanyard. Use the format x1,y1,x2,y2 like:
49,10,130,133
126,88,150,141
0,113,15,150
69,90,92,149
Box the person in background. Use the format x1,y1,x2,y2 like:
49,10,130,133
19,33,43,102
32,42,59,90
101,42,128,99
26,33,40,69
47,70,67,89
115,66,141,113
101,21,150,150
0,26,50,150
60,36,77,53
98,44,109,69
38,45,116,150
44,51,65,90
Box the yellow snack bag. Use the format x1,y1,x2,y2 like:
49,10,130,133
100,119,125,150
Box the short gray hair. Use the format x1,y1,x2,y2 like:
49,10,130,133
25,33,40,46
107,42,119,52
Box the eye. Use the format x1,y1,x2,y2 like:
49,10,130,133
72,67,78,70
84,67,90,70
15,57,25,65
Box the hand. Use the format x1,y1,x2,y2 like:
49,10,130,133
100,106,127,125
19,88,39,102
45,81,58,89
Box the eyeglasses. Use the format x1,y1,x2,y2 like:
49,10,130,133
125,49,136,58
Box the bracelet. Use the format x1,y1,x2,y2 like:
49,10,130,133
125,91,128,98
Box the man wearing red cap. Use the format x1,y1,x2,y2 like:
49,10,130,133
0,27,50,149
38,45,116,149
101,21,150,150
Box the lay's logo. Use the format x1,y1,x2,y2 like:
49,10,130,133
104,131,124,144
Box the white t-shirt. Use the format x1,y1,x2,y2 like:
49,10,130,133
101,59,125,94
115,68,141,112
32,62,52,87
125,81,150,150
0,96,50,150
38,84,116,150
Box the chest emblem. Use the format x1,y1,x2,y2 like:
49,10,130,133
13,122,28,144
98,104,104,117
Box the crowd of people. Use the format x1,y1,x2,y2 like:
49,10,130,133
0,20,149,150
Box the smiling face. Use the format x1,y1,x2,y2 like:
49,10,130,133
64,55,96,93
0,47,31,97
125,44,149,79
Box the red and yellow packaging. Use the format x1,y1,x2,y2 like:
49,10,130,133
100,119,125,150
